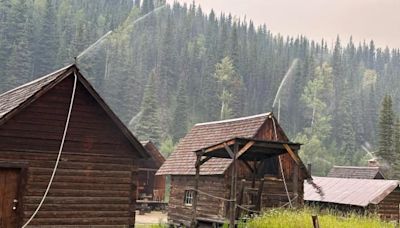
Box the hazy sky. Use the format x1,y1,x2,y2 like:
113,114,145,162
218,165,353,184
167,0,400,49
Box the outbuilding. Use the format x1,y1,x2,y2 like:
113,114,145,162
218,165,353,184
0,65,148,227
137,141,166,202
304,176,400,220
157,113,310,227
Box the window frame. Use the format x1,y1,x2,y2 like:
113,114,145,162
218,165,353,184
184,190,194,206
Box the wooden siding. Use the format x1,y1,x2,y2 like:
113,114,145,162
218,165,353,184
168,175,227,226
375,189,400,220
137,143,165,201
0,76,138,227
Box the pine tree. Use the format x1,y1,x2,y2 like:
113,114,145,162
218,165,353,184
34,0,58,76
134,70,162,145
392,117,400,178
378,95,395,165
171,74,189,143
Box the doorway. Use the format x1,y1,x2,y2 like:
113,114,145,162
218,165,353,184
0,168,21,228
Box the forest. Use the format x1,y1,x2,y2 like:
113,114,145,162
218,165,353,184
1,0,400,176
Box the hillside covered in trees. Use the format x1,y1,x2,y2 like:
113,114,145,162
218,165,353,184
1,0,400,176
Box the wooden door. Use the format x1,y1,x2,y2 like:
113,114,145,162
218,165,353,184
0,168,20,228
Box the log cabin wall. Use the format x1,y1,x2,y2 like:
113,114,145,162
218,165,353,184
375,189,400,220
0,76,139,227
168,175,227,226
137,142,165,201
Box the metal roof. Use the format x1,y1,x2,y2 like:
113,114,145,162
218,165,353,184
304,176,399,207
327,166,385,179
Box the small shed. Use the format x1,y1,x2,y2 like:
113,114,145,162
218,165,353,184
327,166,385,179
156,113,310,227
137,141,166,201
0,65,148,227
304,176,400,220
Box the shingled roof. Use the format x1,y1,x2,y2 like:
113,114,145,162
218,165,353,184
156,113,271,175
327,166,385,179
0,64,148,158
304,176,399,207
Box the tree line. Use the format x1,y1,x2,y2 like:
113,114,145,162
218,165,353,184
1,0,400,175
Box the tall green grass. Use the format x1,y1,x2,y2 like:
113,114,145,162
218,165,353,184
237,208,396,228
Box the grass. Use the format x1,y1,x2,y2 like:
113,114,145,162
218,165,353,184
236,208,396,228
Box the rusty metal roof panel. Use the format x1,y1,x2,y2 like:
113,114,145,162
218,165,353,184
156,113,271,175
304,176,399,207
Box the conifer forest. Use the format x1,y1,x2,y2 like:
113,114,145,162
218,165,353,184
1,0,400,176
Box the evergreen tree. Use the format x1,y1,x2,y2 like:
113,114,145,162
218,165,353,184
171,74,189,143
378,95,395,165
134,70,162,144
34,0,58,76
392,117,400,178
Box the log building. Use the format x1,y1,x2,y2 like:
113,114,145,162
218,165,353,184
137,141,166,201
0,65,148,227
157,113,310,227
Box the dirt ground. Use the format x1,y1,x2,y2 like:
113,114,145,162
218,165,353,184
135,210,168,226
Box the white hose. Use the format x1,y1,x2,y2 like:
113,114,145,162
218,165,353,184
22,72,77,227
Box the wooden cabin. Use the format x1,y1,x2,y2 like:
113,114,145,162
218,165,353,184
137,141,166,202
0,65,149,227
304,177,400,220
156,113,310,227
327,166,385,179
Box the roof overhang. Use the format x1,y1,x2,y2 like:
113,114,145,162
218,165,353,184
194,137,310,178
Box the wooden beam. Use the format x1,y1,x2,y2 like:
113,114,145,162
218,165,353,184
282,144,302,166
241,160,254,173
196,156,212,168
191,154,201,228
236,141,255,158
204,139,236,153
229,143,238,228
292,164,299,208
224,143,235,159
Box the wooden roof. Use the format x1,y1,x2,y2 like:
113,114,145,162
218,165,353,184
327,166,385,179
304,176,399,207
156,113,273,175
141,140,165,168
194,137,310,178
0,64,148,158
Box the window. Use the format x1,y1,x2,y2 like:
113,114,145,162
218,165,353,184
184,190,194,206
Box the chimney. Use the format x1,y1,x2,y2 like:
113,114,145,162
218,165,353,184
368,159,380,167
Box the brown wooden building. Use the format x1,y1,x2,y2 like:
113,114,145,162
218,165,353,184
137,141,166,201
156,113,310,226
327,166,385,179
304,177,400,220
0,65,149,227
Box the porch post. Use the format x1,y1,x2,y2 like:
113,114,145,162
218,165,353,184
191,152,202,228
229,143,238,228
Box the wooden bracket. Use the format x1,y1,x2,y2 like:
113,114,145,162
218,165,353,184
236,141,255,158
224,143,235,159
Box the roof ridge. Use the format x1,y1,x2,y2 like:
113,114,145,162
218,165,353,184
314,176,398,182
0,64,73,98
332,166,379,170
195,112,271,126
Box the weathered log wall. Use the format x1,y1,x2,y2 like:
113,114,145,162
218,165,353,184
375,189,400,221
168,175,227,226
0,76,139,227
